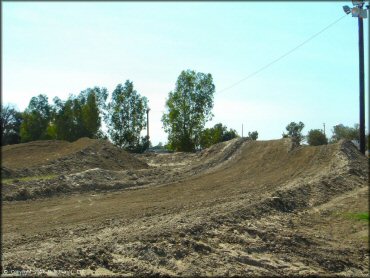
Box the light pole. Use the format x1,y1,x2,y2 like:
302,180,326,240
323,123,326,137
146,108,150,139
343,1,368,154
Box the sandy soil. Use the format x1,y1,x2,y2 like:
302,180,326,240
1,138,368,276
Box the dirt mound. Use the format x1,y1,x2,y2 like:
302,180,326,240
3,138,366,202
2,137,248,201
2,138,368,276
137,137,247,174
1,138,148,178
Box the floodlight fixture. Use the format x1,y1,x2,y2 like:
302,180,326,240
343,5,352,14
352,6,368,18
352,6,361,16
343,0,367,154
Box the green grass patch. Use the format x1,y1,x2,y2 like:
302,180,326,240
345,212,369,222
1,174,58,185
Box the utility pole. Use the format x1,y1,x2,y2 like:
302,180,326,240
358,12,365,154
146,108,150,139
342,1,368,154
242,124,244,138
323,123,326,136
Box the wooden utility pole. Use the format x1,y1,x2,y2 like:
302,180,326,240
242,124,244,138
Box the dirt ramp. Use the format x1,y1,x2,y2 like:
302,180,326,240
2,138,95,169
1,138,148,177
212,139,367,220
227,138,352,185
2,139,368,276
140,138,248,175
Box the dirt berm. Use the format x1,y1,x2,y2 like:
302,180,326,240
1,137,148,178
1,138,246,201
1,138,369,276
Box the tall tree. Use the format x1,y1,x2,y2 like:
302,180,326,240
53,97,75,141
1,104,23,145
331,124,359,142
79,87,108,119
20,94,52,142
53,87,107,141
282,121,305,147
107,80,148,152
162,70,215,152
82,92,100,138
72,98,86,139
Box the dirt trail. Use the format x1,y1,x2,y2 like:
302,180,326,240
1,138,368,276
1,138,246,201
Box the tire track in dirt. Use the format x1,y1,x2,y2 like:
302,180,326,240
2,138,368,276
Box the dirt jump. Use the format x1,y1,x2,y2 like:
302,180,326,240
1,137,368,276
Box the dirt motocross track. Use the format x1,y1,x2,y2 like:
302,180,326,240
1,138,369,276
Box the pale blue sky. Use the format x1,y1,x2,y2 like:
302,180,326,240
3,1,369,145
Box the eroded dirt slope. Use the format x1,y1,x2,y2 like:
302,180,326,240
1,138,246,201
1,138,148,179
1,138,369,276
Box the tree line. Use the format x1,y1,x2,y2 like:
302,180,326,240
1,69,367,152
1,81,150,152
282,121,368,148
1,70,239,152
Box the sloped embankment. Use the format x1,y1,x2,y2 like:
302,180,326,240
208,139,368,221
1,137,148,178
2,138,249,201
136,137,248,175
2,137,367,204
2,139,368,276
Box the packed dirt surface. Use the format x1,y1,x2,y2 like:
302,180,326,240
1,138,244,201
1,137,148,178
1,138,369,276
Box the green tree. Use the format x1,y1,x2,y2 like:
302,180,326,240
46,122,57,139
53,97,75,141
199,123,238,149
107,80,148,152
53,88,107,141
199,124,224,149
199,128,213,149
72,98,86,139
307,129,328,146
1,104,23,145
20,94,52,142
79,87,108,120
162,70,215,152
209,123,225,144
282,121,305,147
331,124,359,142
223,128,238,141
82,93,100,138
247,131,258,140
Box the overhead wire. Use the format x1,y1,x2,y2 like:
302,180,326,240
216,13,349,95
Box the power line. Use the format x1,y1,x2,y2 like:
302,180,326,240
217,13,349,95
